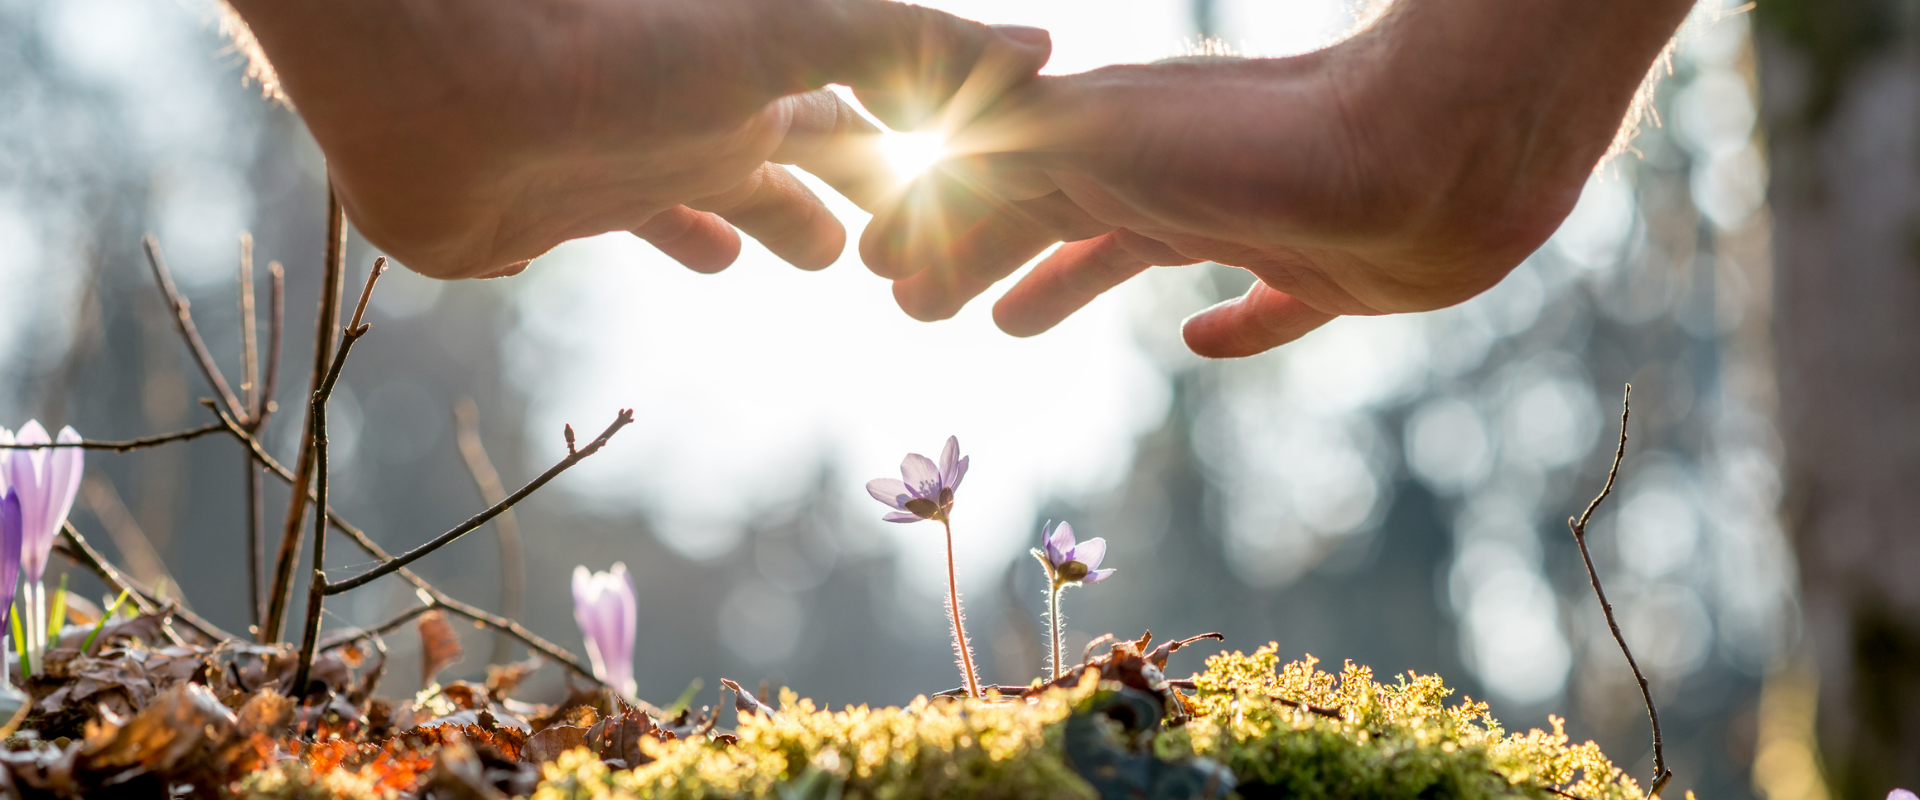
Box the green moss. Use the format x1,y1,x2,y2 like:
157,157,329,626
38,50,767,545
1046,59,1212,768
527,646,1643,800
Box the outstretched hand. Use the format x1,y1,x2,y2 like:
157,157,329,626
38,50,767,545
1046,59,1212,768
226,0,1052,279
862,0,1694,357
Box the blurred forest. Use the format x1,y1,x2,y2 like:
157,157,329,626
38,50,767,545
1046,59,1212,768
1,0,1911,798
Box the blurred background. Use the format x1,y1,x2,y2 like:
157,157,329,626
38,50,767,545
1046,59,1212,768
1,0,1913,797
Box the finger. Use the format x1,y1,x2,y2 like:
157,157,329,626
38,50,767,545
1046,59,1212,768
859,168,1001,279
475,260,533,280
632,206,743,274
1181,281,1339,358
891,193,1114,321
691,163,846,271
762,1,1052,130
769,90,893,211
993,228,1194,336
890,215,1055,322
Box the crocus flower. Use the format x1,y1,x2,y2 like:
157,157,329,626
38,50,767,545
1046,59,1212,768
0,492,19,708
5,421,82,585
5,421,79,677
573,563,637,698
0,490,18,647
1037,521,1114,587
866,436,968,523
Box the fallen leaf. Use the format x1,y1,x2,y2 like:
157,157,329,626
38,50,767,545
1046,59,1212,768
418,610,464,690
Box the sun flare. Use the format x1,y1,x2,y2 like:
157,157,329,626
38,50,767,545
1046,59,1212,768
878,131,948,181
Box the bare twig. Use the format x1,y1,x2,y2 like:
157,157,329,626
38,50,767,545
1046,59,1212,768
248,261,285,630
1567,385,1668,799
55,523,239,644
293,259,386,695
202,401,603,684
265,186,349,644
240,236,264,630
0,423,225,452
453,398,525,665
261,261,286,423
239,234,260,415
322,409,636,595
141,236,247,425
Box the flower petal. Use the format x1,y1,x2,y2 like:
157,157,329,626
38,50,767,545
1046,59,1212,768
0,490,19,631
938,436,961,486
1068,537,1106,571
881,511,923,523
900,453,940,496
1083,568,1116,584
947,455,969,493
1045,522,1076,566
866,478,913,511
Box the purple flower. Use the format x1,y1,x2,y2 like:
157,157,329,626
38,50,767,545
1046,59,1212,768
1891,791,1917,800
573,563,637,698
1036,521,1114,587
0,491,18,639
4,421,83,585
866,436,968,523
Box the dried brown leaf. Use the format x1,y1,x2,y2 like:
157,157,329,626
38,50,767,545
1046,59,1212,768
523,725,588,764
419,610,463,689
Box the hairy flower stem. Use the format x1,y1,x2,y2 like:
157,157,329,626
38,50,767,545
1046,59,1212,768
939,518,980,698
1047,586,1063,680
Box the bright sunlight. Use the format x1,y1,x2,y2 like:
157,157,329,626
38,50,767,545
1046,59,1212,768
879,130,948,180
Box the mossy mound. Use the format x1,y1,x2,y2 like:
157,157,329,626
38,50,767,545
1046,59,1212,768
488,644,1640,800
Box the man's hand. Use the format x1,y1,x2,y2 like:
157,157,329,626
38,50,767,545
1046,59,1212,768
224,0,1051,279
862,0,1695,357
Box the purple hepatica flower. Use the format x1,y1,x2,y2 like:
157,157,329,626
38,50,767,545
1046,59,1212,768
4,421,82,585
1036,521,1114,587
866,436,968,523
573,562,637,698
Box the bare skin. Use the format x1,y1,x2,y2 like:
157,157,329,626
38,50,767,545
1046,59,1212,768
865,0,1696,357
223,0,1051,279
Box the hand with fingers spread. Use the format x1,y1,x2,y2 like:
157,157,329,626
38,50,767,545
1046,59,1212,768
223,0,1051,279
863,0,1695,357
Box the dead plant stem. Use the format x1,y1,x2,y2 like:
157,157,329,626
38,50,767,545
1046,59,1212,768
1567,384,1669,799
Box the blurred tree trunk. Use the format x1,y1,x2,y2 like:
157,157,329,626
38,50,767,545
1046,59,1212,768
1756,2,1920,795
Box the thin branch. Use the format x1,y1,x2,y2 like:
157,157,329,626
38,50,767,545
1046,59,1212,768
1567,384,1668,799
260,260,286,423
55,523,238,644
239,233,260,415
202,401,603,684
250,260,286,631
0,423,225,452
294,259,386,695
453,398,525,665
241,235,264,630
322,409,636,596
141,236,247,426
265,186,349,644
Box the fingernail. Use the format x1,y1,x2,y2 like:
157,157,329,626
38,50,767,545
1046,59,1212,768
992,25,1051,50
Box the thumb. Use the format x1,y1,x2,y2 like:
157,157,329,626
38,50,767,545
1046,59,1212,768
767,1,1050,130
